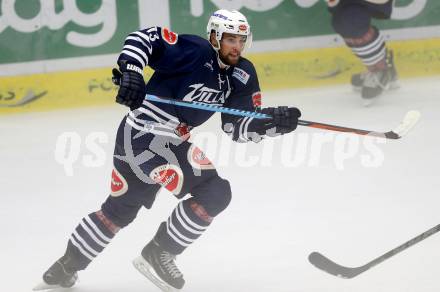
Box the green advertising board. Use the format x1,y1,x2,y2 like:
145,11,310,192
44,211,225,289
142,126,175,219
0,0,140,64
1,0,440,67
1,1,440,114
170,0,440,39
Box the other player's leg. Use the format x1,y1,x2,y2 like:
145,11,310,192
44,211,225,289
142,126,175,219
330,1,398,101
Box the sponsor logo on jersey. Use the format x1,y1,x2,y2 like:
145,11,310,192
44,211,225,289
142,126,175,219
161,27,178,45
252,92,262,108
150,164,184,195
232,67,250,85
187,145,215,170
183,83,230,105
110,168,128,197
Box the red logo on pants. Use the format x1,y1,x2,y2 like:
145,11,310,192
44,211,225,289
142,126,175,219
187,145,215,170
111,168,128,197
150,165,183,195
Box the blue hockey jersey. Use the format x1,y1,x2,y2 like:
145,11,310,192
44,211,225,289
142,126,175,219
117,26,264,142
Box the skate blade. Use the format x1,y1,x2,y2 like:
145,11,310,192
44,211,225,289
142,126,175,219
389,80,400,90
352,85,362,92
133,256,178,292
362,98,375,107
32,281,62,291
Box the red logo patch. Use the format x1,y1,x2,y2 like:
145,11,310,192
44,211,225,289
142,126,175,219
190,201,213,223
174,123,191,141
188,145,215,170
110,168,128,197
161,27,178,45
252,92,262,108
150,165,183,195
239,24,248,31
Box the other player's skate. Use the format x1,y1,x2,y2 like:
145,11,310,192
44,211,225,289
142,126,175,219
33,256,78,291
133,240,185,292
351,50,399,106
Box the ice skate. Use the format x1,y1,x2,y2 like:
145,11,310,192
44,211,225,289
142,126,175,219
351,50,399,105
33,256,78,291
133,240,185,292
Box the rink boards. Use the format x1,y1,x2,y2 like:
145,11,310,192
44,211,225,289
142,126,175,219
1,37,439,115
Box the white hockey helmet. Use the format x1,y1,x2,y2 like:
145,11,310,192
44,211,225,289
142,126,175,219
206,9,252,51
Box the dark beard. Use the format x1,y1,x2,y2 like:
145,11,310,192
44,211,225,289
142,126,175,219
219,53,240,66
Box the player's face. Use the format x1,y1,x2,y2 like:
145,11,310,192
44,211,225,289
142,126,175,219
219,33,246,65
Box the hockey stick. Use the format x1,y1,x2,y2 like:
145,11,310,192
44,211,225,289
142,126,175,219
309,223,440,279
145,94,420,139
298,110,419,139
145,94,269,119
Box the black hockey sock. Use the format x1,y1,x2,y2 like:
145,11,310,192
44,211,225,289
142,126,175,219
65,210,120,271
153,199,212,255
345,26,387,71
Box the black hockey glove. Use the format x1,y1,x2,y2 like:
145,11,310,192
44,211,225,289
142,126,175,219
261,106,301,134
112,61,145,110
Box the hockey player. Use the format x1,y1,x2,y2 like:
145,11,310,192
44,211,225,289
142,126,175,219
35,9,301,292
327,0,398,102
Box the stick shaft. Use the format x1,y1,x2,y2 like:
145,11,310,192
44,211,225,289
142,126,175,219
309,223,440,279
145,94,401,138
146,94,270,119
367,223,440,268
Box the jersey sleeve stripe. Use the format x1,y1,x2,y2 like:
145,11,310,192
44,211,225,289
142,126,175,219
131,31,154,53
125,36,153,57
120,50,146,68
122,45,149,66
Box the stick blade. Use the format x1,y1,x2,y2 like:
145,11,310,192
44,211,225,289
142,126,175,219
385,110,421,139
308,252,367,279
32,281,60,291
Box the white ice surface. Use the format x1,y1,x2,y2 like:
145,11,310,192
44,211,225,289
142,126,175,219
1,76,439,292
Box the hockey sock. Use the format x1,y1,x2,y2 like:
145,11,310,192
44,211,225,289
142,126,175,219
345,26,387,72
154,199,212,255
65,210,120,270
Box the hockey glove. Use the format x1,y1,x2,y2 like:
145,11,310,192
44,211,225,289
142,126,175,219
261,106,301,134
112,61,146,110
